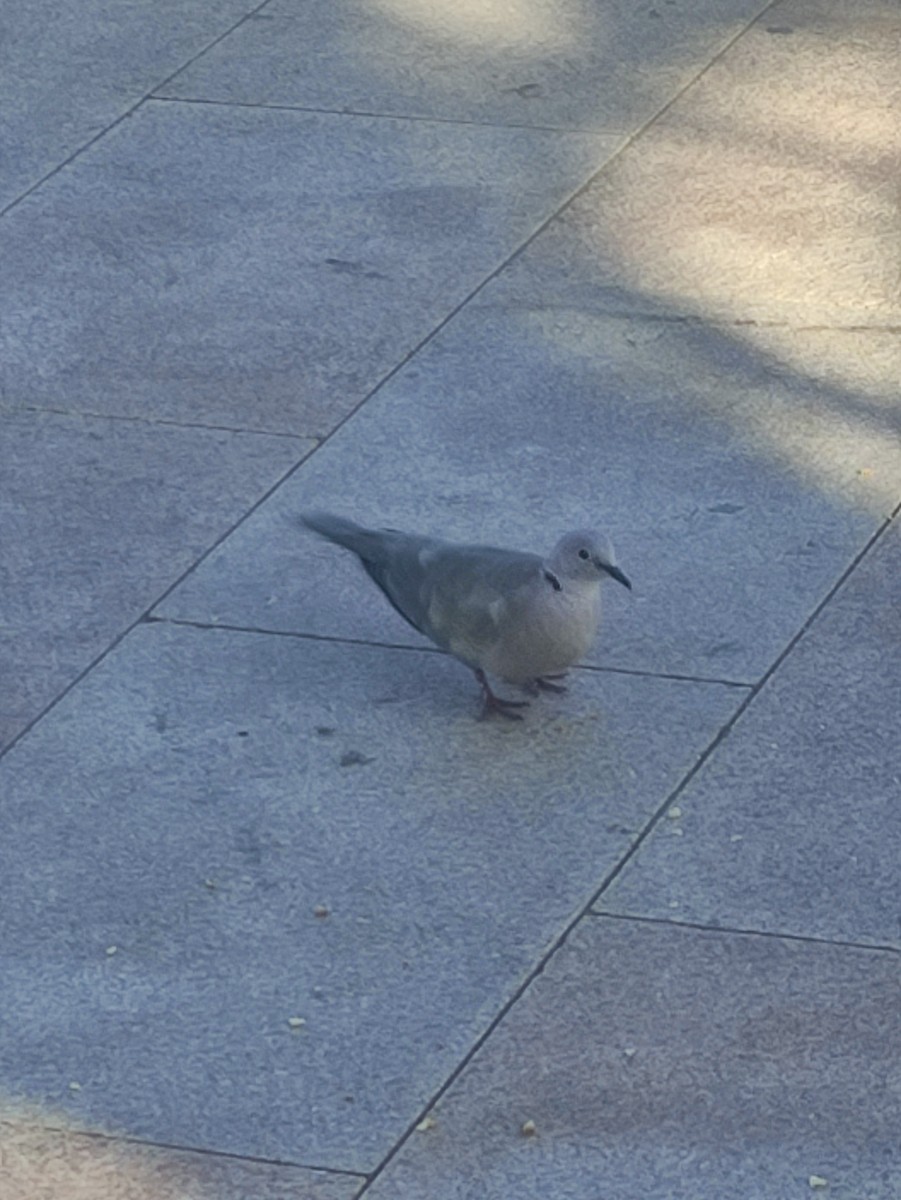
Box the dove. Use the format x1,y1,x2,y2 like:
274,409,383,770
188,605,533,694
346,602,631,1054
300,511,631,719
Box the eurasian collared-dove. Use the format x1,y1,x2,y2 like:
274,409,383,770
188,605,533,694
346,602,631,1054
301,512,631,719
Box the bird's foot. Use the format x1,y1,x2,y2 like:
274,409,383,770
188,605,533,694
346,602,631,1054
475,669,529,721
534,674,568,694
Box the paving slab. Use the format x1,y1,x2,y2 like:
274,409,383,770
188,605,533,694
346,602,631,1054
490,0,901,326
0,620,741,1170
155,303,900,682
365,918,901,1200
158,0,769,133
599,517,901,947
0,100,616,438
0,0,253,212
0,1113,361,1200
0,408,308,751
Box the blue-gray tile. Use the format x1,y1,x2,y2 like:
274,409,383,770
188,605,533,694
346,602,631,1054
600,518,901,946
0,1113,361,1200
0,621,741,1169
0,0,251,211
1,100,616,437
155,306,899,682
0,409,308,751
158,0,769,133
366,918,901,1200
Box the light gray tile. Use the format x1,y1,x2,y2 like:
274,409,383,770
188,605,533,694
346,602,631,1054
600,518,901,946
0,1113,361,1200
492,0,901,324
0,408,308,750
0,0,252,210
1,101,616,437
0,621,741,1169
155,305,900,682
367,918,901,1200
159,0,769,133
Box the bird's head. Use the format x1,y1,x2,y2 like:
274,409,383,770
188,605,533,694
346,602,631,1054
548,529,632,590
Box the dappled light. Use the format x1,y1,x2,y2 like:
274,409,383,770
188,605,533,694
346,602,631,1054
527,13,901,513
3,2,899,1195
581,43,901,328
598,25,898,304
373,0,583,53
1,1104,168,1200
354,2,899,516
0,1098,309,1200
587,125,896,323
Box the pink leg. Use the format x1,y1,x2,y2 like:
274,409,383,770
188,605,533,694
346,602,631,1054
474,669,529,721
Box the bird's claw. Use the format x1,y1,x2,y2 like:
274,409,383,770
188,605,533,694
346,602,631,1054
475,669,529,721
480,694,529,721
523,673,569,696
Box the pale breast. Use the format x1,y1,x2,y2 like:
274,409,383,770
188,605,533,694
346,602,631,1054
485,583,602,683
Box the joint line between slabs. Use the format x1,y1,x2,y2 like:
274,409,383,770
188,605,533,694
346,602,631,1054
192,7,781,528
18,404,314,440
357,501,898,1196
0,450,321,764
147,93,607,135
15,1122,369,1182
0,0,275,221
587,507,900,907
588,911,901,956
144,616,754,688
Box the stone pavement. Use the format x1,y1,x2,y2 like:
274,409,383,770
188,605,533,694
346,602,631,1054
1,1,899,1196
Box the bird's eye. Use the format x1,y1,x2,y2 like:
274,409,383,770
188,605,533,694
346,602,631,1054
578,548,590,560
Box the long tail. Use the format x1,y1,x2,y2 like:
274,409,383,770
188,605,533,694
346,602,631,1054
300,510,430,637
299,510,389,563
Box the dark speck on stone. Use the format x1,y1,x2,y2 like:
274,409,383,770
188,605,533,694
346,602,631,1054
236,730,249,737
324,258,388,280
708,641,741,656
708,503,744,514
340,750,376,767
315,726,336,737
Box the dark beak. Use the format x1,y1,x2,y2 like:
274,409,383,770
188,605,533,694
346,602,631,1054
602,562,632,590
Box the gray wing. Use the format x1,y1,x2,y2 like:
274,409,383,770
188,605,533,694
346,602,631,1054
301,511,542,666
